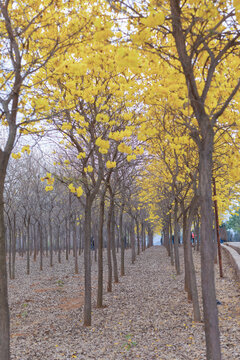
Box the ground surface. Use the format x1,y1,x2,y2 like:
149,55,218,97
9,246,240,360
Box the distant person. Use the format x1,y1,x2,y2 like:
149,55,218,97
191,232,195,244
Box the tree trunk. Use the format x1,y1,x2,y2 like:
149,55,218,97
0,192,10,360
141,221,144,252
169,214,174,266
33,223,37,262
8,222,12,280
199,132,221,359
26,216,30,275
196,217,200,252
57,225,61,264
164,221,170,257
83,195,92,326
119,205,125,276
182,210,191,299
213,177,223,278
111,200,118,283
185,207,201,322
136,219,140,255
39,223,43,271
65,218,69,261
79,222,82,256
49,218,53,267
130,219,136,264
174,199,180,275
73,220,78,274
97,192,105,308
107,200,113,292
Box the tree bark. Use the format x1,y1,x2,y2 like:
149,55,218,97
57,224,61,264
39,223,43,271
49,218,53,267
169,214,174,266
136,219,140,255
213,177,223,278
200,132,221,359
111,200,118,283
185,204,201,322
65,218,69,261
26,216,30,275
107,200,113,292
119,205,125,276
83,195,92,326
97,191,105,308
174,199,180,275
130,218,136,264
0,156,10,360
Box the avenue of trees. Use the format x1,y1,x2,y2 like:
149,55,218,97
0,1,240,359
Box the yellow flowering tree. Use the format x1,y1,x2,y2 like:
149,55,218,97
0,0,113,357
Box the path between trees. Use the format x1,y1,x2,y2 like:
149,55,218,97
9,246,240,360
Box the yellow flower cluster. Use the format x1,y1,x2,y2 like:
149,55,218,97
95,137,110,154
141,11,165,27
76,186,83,197
106,161,116,169
68,183,83,197
134,146,144,155
68,183,76,193
109,128,132,142
96,113,109,123
11,152,21,159
127,154,136,162
77,152,86,159
118,142,132,155
45,186,53,192
61,122,72,131
41,173,55,191
76,128,87,135
84,165,93,173
21,145,31,155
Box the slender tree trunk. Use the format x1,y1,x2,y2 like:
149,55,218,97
11,216,16,279
49,218,53,267
199,133,221,359
84,195,92,326
196,216,200,252
33,223,37,262
97,192,105,308
119,205,125,276
213,177,223,278
141,221,144,252
56,225,61,264
39,223,43,271
65,218,69,261
130,219,136,264
26,216,30,275
174,199,180,275
144,225,147,249
136,219,140,255
79,222,82,256
111,200,118,283
73,220,78,274
169,214,174,266
107,201,113,292
0,148,11,360
164,221,170,257
0,192,10,360
185,206,201,322
44,225,48,257
8,223,12,280
182,210,191,300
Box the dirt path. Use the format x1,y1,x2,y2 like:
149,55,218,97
9,246,240,359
